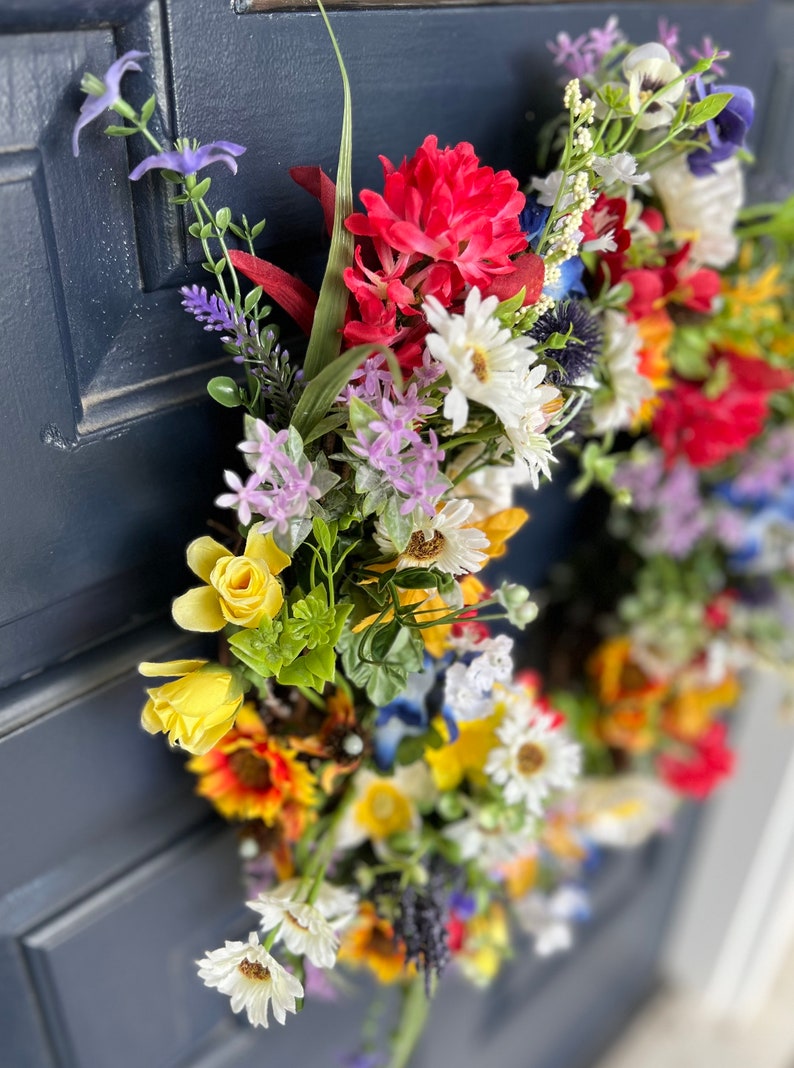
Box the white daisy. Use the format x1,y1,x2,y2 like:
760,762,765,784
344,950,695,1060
375,498,489,576
253,877,358,930
197,932,303,1028
485,705,581,815
592,151,650,188
502,366,561,488
423,288,536,432
623,43,684,129
247,895,339,969
589,310,654,434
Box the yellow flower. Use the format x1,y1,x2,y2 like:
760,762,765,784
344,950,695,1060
172,526,290,633
455,903,510,987
425,708,502,791
139,659,244,754
338,903,412,984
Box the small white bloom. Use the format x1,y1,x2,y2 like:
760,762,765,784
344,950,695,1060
375,498,489,576
444,637,515,723
652,154,744,267
197,932,303,1028
592,151,650,188
589,311,654,434
530,169,574,210
247,895,339,969
513,890,587,956
424,288,536,432
623,43,684,130
485,705,581,815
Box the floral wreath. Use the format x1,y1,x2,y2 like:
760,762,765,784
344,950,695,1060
73,8,793,1066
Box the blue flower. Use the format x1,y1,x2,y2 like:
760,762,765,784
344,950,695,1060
72,50,148,157
129,139,246,180
687,80,755,177
519,196,551,249
543,255,586,302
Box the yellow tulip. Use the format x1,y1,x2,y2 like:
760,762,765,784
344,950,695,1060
172,526,290,633
139,659,244,754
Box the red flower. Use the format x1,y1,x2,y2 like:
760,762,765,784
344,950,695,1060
657,722,736,800
652,352,794,468
607,244,720,322
581,194,631,255
343,136,530,363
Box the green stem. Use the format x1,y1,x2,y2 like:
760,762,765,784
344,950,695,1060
386,978,430,1068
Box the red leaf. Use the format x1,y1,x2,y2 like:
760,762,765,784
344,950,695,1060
289,166,336,238
228,250,317,336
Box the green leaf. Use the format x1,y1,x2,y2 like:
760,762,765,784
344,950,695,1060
347,394,379,433
312,516,333,556
250,219,267,239
291,344,386,439
190,177,212,201
104,124,135,137
394,568,441,590
495,289,526,320
215,206,232,230
303,410,349,445
207,376,242,408
243,285,263,314
687,91,734,128
303,0,355,381
228,620,285,678
140,94,157,124
199,222,214,240
368,619,400,661
187,222,203,238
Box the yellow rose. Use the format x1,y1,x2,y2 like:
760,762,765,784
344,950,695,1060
172,526,290,632
139,659,244,754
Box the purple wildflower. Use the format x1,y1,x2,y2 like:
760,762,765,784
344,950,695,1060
180,284,260,362
689,37,730,78
129,138,246,181
215,469,263,527
218,421,321,534
547,31,591,74
657,19,683,64
585,16,624,60
73,50,148,156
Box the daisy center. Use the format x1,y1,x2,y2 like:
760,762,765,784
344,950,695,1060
228,749,273,791
406,530,445,561
516,742,547,776
284,910,311,932
470,346,490,383
238,958,271,982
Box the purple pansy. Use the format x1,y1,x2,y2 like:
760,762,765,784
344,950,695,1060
129,139,246,181
688,80,754,177
72,49,148,157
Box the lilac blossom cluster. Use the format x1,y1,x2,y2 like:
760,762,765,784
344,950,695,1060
180,284,262,363
729,427,794,500
215,419,321,533
345,355,447,517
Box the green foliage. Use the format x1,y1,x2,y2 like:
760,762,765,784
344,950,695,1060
207,376,242,408
687,91,733,128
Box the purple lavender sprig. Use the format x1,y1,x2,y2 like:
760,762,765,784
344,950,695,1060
180,285,303,428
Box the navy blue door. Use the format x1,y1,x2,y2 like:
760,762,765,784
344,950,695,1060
1,2,790,1065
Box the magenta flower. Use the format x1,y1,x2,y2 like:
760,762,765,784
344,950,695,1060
72,50,148,157
129,139,246,181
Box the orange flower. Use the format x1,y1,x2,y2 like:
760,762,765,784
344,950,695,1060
187,704,318,839
661,674,741,741
588,637,666,706
338,903,411,984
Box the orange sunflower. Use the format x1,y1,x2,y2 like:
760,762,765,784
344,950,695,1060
187,703,318,840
